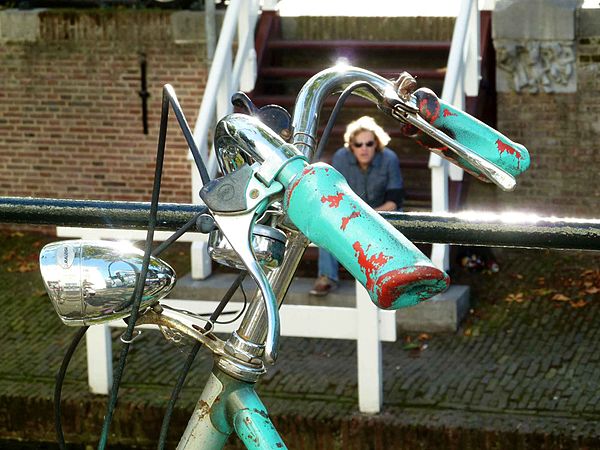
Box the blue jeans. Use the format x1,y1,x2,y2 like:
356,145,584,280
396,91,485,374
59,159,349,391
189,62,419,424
318,249,339,282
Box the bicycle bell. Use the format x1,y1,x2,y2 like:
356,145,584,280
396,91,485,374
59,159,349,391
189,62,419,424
208,224,286,272
39,240,176,326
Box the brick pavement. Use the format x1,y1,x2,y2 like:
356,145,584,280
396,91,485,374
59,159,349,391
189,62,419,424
1,233,599,448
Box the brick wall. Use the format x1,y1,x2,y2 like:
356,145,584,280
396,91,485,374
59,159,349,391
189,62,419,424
0,9,207,208
465,11,600,218
2,9,599,223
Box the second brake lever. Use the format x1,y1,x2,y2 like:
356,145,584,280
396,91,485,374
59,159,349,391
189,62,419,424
394,106,518,191
383,73,527,192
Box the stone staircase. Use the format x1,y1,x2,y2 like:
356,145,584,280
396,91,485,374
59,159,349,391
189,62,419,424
251,13,457,211
247,11,496,272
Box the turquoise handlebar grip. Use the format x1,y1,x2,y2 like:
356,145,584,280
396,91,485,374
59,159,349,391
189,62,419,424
279,160,449,310
407,88,530,182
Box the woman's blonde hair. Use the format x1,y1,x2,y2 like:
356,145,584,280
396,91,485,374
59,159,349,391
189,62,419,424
343,116,391,152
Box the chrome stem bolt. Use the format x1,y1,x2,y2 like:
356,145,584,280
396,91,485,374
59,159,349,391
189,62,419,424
395,71,417,101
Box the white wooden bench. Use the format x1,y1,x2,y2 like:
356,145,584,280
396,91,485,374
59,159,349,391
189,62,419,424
56,226,396,413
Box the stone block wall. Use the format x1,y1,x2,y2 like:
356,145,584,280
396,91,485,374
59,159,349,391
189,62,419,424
466,5,600,218
0,9,208,204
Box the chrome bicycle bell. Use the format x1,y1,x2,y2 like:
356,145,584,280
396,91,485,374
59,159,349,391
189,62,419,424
39,240,176,326
208,224,286,272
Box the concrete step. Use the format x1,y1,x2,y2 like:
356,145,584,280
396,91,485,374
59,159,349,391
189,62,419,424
259,66,445,80
169,273,470,333
267,39,451,52
169,272,357,308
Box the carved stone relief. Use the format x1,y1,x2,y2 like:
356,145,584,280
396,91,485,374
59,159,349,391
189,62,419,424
495,40,576,93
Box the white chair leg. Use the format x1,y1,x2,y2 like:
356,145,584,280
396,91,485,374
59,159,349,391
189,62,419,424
191,240,212,280
86,324,113,395
356,282,382,413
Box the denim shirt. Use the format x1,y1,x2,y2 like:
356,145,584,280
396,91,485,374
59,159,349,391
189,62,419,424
331,147,403,209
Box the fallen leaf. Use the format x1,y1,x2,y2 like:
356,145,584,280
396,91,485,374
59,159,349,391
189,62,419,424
10,231,24,238
585,287,600,295
505,293,525,303
464,328,472,337
570,299,587,308
418,333,431,341
533,288,554,296
1,250,16,262
552,293,570,302
16,261,37,273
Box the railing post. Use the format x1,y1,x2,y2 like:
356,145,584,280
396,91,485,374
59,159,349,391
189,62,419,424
464,0,480,97
430,0,479,271
429,162,450,270
236,0,259,92
205,0,216,63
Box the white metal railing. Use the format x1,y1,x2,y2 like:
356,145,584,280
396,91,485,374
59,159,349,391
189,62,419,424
429,0,480,271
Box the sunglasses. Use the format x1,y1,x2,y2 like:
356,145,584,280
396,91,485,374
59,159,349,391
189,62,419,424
352,140,375,148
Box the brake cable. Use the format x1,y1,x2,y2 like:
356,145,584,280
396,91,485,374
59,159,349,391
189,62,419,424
97,85,211,450
314,81,381,162
54,326,89,450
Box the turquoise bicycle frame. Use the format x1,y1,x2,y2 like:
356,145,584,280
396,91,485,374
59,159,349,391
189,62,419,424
178,369,286,450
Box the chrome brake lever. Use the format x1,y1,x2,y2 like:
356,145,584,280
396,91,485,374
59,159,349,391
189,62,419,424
394,106,517,192
382,80,517,192
200,164,284,364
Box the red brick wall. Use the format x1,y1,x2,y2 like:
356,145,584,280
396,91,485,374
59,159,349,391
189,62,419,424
0,10,206,206
2,10,599,224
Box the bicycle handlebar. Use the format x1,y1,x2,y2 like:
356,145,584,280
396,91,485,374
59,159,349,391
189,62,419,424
279,160,449,309
401,88,530,190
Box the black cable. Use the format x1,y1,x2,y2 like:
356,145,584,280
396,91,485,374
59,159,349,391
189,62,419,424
157,340,202,450
151,212,202,258
54,326,89,450
98,87,170,450
214,281,248,325
156,271,247,449
163,84,211,185
314,81,381,162
204,270,247,332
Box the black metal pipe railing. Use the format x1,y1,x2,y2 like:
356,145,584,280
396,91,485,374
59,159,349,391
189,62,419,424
1,196,599,251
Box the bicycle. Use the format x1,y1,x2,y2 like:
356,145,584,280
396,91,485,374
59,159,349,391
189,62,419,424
38,65,529,449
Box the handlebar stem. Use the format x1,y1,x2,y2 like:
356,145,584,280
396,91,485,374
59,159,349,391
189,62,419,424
291,66,397,160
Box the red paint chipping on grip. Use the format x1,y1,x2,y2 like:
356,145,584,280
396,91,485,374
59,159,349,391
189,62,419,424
496,139,523,168
418,94,440,123
341,211,361,230
443,109,458,117
376,266,450,309
353,241,392,290
286,166,317,208
321,192,345,208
